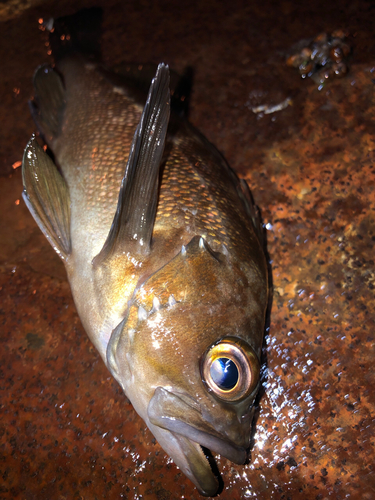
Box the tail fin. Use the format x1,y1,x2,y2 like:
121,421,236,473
47,7,103,62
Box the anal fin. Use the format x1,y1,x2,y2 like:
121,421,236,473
94,63,170,265
22,136,71,260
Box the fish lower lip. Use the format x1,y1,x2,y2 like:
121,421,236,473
170,432,219,496
147,386,247,464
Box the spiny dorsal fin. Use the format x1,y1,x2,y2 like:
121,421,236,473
94,63,170,265
29,65,66,143
22,135,71,260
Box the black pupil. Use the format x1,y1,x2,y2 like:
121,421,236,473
210,357,238,390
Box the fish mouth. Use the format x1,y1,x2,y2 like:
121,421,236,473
147,386,248,496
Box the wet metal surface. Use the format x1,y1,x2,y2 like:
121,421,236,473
1,0,374,498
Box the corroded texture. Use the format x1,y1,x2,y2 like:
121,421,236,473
0,0,374,499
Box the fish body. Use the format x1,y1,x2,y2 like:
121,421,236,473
22,9,268,496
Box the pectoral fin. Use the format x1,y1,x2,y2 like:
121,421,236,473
94,63,170,265
22,136,71,260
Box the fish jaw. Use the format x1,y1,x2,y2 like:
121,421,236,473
148,387,248,463
147,422,220,496
147,387,254,496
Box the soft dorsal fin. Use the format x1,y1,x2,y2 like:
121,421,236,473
29,65,66,143
22,136,71,260
94,63,170,265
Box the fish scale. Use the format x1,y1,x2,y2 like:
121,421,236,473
51,60,257,263
52,60,144,259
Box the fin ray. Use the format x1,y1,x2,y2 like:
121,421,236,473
22,135,71,260
30,65,66,142
94,63,170,265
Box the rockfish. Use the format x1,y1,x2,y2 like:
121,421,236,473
22,8,268,496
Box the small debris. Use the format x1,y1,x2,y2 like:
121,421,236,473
251,97,292,115
286,30,351,89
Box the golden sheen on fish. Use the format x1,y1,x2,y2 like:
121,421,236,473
22,9,268,496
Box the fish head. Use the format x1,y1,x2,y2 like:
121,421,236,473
107,235,267,496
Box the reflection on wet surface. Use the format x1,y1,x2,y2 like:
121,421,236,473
1,0,374,498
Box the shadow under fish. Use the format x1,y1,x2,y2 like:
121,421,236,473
22,8,268,496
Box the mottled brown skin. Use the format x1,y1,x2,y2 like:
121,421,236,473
23,50,268,495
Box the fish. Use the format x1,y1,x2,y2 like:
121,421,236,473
22,8,268,496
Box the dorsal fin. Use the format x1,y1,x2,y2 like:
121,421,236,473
93,63,170,265
22,135,71,260
29,65,66,143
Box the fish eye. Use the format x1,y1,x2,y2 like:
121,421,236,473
210,357,238,390
201,337,260,402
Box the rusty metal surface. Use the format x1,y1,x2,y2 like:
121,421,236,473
0,0,374,498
